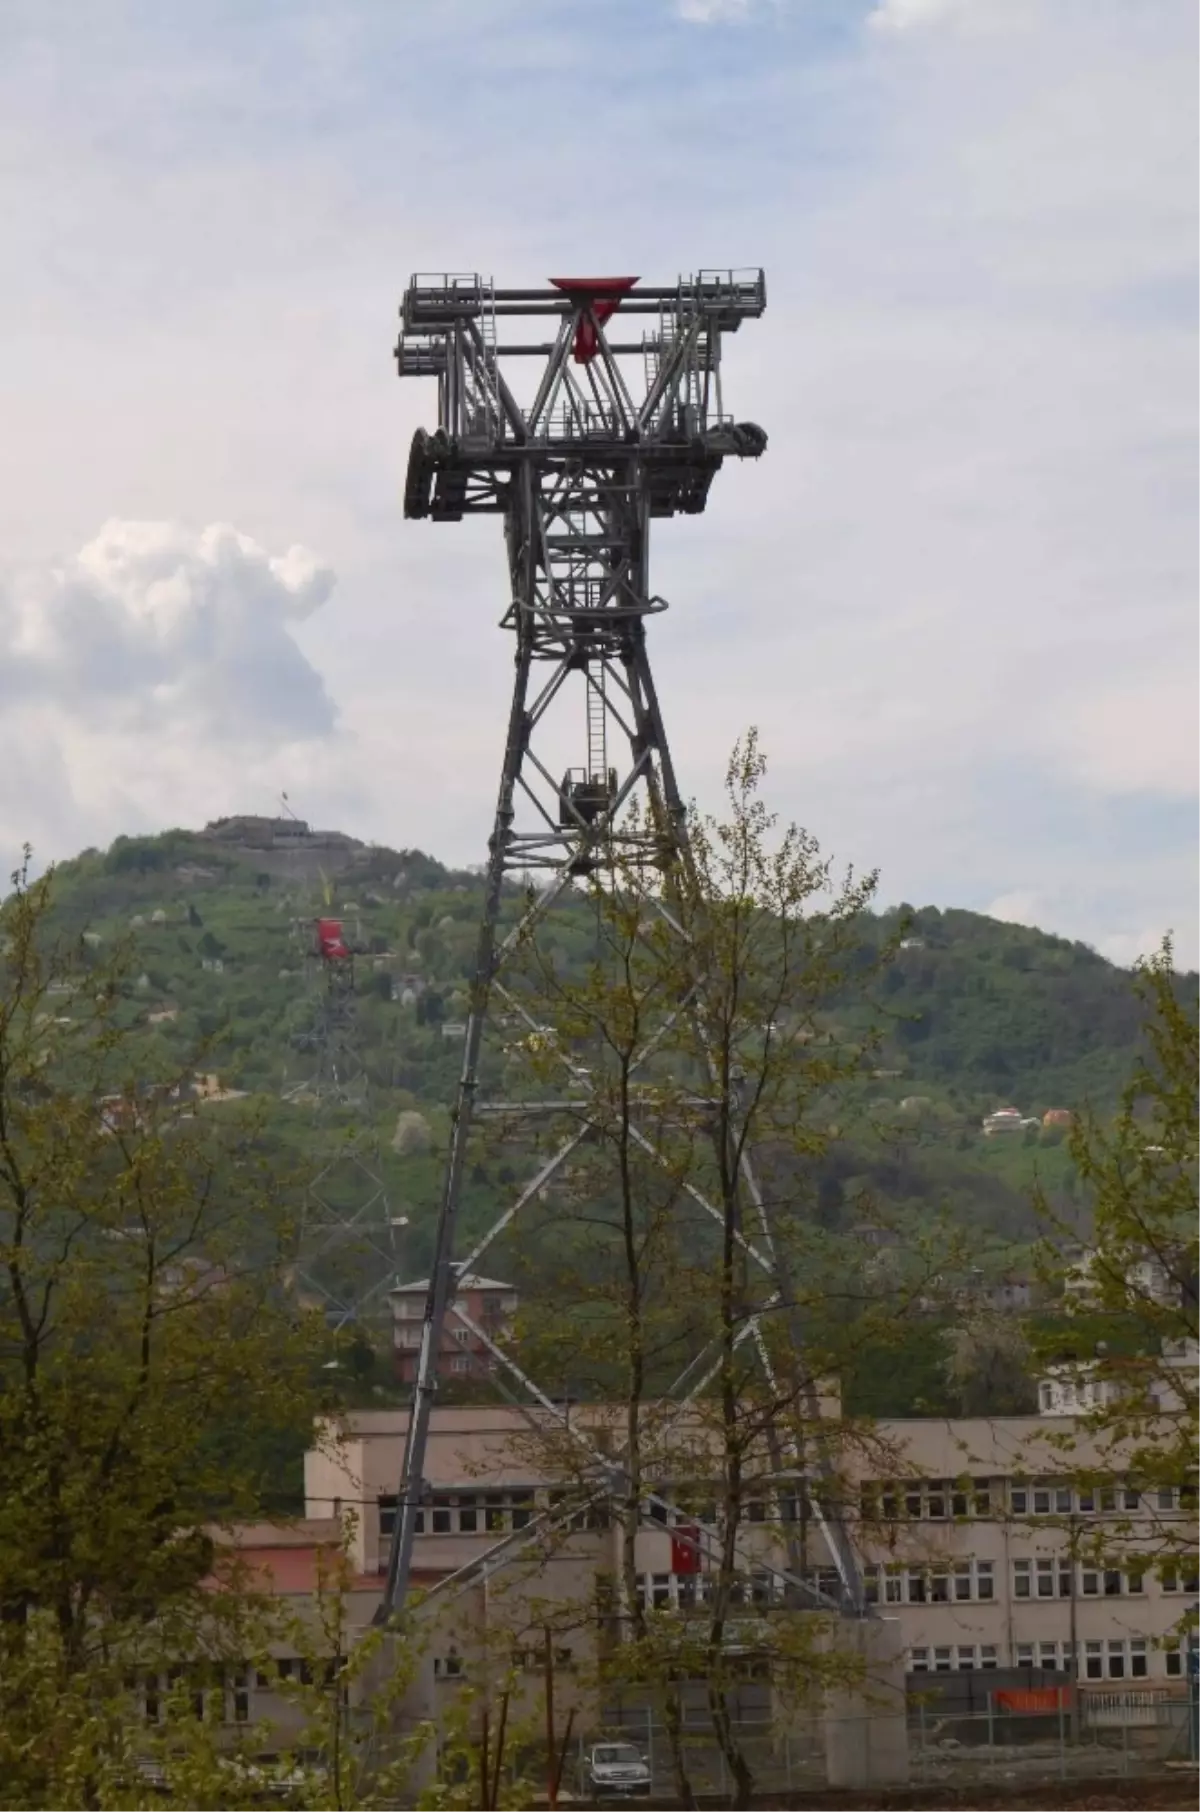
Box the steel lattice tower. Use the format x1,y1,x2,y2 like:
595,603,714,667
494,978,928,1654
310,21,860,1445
380,272,869,1625
284,845,401,1334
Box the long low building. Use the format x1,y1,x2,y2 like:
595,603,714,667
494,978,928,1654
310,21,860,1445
303,1400,1196,1692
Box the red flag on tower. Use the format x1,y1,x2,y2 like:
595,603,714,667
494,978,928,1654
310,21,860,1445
548,277,638,364
316,918,349,961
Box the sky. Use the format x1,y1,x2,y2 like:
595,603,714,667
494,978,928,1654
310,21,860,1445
0,0,1195,966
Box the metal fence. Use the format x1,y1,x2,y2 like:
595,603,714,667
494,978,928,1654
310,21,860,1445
577,1690,1196,1799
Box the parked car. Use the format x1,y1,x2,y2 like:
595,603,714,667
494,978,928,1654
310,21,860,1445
581,1741,652,1800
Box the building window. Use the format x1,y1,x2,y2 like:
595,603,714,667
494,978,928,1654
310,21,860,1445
451,1327,472,1346
450,1354,470,1373
909,1645,993,1674
637,1571,719,1612
1036,1558,1072,1599
1165,1646,1183,1678
1080,1568,1098,1596
1088,1640,1149,1680
230,1668,251,1724
1013,1560,1031,1599
1011,1486,1028,1515
433,1654,464,1680
865,1477,992,1522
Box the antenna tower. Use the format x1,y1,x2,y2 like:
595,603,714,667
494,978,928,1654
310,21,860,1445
381,272,869,1624
281,803,401,1333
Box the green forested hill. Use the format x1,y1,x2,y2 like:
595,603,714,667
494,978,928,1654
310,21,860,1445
34,823,1193,1281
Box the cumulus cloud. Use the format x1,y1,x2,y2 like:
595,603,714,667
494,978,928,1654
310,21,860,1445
4,519,335,739
0,521,347,874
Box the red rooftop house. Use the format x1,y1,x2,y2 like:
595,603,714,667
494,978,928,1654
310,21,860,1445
390,1271,518,1384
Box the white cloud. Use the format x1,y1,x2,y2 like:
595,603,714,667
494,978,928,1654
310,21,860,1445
0,520,347,872
0,1,1192,965
985,890,1048,930
675,0,753,21
867,0,1021,34
3,519,335,739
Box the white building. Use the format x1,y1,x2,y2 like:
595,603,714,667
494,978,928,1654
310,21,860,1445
303,1402,1197,1692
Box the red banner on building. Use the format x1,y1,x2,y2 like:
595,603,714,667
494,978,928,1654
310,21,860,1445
670,1523,701,1576
994,1687,1071,1713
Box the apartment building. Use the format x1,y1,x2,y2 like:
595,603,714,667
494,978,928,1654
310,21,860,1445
390,1273,519,1384
303,1401,1197,1692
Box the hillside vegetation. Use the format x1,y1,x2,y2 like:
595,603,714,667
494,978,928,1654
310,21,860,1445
33,822,1193,1294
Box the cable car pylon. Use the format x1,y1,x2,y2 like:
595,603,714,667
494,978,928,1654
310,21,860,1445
380,270,869,1626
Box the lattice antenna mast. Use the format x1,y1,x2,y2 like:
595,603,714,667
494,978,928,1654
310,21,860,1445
381,271,868,1623
281,813,398,1333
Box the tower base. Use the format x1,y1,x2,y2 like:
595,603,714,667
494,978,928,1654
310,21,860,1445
821,1618,911,1790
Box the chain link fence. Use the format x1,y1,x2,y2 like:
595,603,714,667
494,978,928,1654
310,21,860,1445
572,1688,1196,1800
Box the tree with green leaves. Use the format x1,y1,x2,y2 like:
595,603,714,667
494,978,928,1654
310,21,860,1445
0,856,325,1807
1031,939,1198,1608
480,737,944,1808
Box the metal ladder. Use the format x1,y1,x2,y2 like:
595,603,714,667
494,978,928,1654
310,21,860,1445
586,662,607,785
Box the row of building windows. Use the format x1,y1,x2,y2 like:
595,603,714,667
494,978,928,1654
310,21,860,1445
381,1487,805,1538
867,1561,995,1605
637,1571,772,1611
862,1481,992,1522
394,1293,518,1321
379,1490,536,1537
910,1646,998,1673
910,1640,1188,1679
863,1479,1195,1523
395,1325,480,1349
863,1557,1197,1607
132,1667,252,1725
1015,1558,1126,1600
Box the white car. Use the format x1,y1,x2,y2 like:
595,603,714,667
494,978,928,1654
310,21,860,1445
582,1741,652,1800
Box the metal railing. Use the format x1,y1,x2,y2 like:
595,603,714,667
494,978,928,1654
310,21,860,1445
567,1690,1195,1798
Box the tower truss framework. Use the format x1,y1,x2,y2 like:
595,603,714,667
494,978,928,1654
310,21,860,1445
381,271,869,1624
283,846,400,1333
